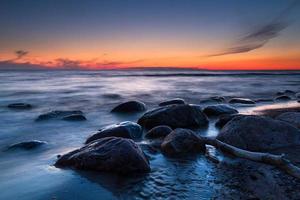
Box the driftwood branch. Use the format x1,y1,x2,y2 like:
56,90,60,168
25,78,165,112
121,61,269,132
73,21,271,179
202,136,300,179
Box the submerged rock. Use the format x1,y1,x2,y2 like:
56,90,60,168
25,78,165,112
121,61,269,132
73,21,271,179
111,100,146,113
275,95,292,101
229,98,255,104
8,103,32,109
145,125,172,139
62,114,87,121
217,115,300,151
161,128,206,157
215,114,245,128
138,104,208,129
55,137,150,174
159,98,185,106
203,104,238,117
36,110,84,121
85,121,142,144
200,96,225,104
8,140,47,150
254,98,274,103
277,90,296,96
276,112,300,129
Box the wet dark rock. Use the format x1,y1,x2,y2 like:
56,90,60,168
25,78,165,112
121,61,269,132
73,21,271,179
111,100,146,113
145,125,172,139
62,114,87,121
161,128,206,157
200,96,225,104
217,115,300,151
159,98,185,106
55,137,150,174
138,104,208,129
229,98,255,104
36,110,83,121
275,95,292,101
296,93,300,99
8,103,32,109
215,114,245,128
85,121,142,144
8,140,47,150
203,104,238,117
276,112,300,129
254,98,274,103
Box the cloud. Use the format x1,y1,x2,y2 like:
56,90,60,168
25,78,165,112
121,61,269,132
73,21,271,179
207,0,299,57
15,50,29,60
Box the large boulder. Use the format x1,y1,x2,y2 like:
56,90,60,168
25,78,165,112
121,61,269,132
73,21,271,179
36,110,84,121
161,128,206,156
217,115,300,151
85,121,142,144
137,104,208,129
215,114,245,128
229,98,255,104
159,98,185,106
8,103,32,109
55,137,150,174
8,140,47,150
145,125,172,139
111,100,146,113
276,112,300,129
203,104,238,117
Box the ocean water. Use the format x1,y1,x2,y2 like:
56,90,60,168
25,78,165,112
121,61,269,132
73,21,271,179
0,70,299,200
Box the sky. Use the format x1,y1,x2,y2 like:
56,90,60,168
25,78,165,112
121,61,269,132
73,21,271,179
0,0,300,70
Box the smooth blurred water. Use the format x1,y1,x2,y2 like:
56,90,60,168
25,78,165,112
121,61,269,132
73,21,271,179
0,70,299,200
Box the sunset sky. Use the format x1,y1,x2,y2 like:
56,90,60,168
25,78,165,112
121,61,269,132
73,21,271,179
0,0,300,70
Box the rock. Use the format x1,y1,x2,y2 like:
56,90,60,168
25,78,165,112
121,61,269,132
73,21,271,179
217,115,300,151
296,93,300,99
161,128,206,156
275,95,292,101
85,121,142,144
203,104,238,117
276,90,296,96
8,103,32,109
229,98,255,104
200,96,225,104
8,140,47,150
276,112,300,129
254,98,274,103
145,125,172,139
111,100,146,113
138,104,208,129
55,137,150,174
62,114,87,121
215,114,245,128
36,110,83,121
159,98,185,106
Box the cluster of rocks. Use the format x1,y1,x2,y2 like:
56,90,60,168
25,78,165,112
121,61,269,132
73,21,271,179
5,92,300,176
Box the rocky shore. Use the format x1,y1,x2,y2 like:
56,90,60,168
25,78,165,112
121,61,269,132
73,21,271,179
3,88,300,199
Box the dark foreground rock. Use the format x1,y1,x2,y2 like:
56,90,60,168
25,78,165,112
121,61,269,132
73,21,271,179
8,103,32,109
275,95,292,101
276,112,300,129
62,114,87,121
145,125,172,139
159,98,185,106
161,128,206,156
111,100,146,113
8,140,47,150
138,104,208,129
215,114,245,128
55,137,150,174
36,110,84,121
203,104,238,117
229,98,255,104
217,115,300,151
85,121,142,144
